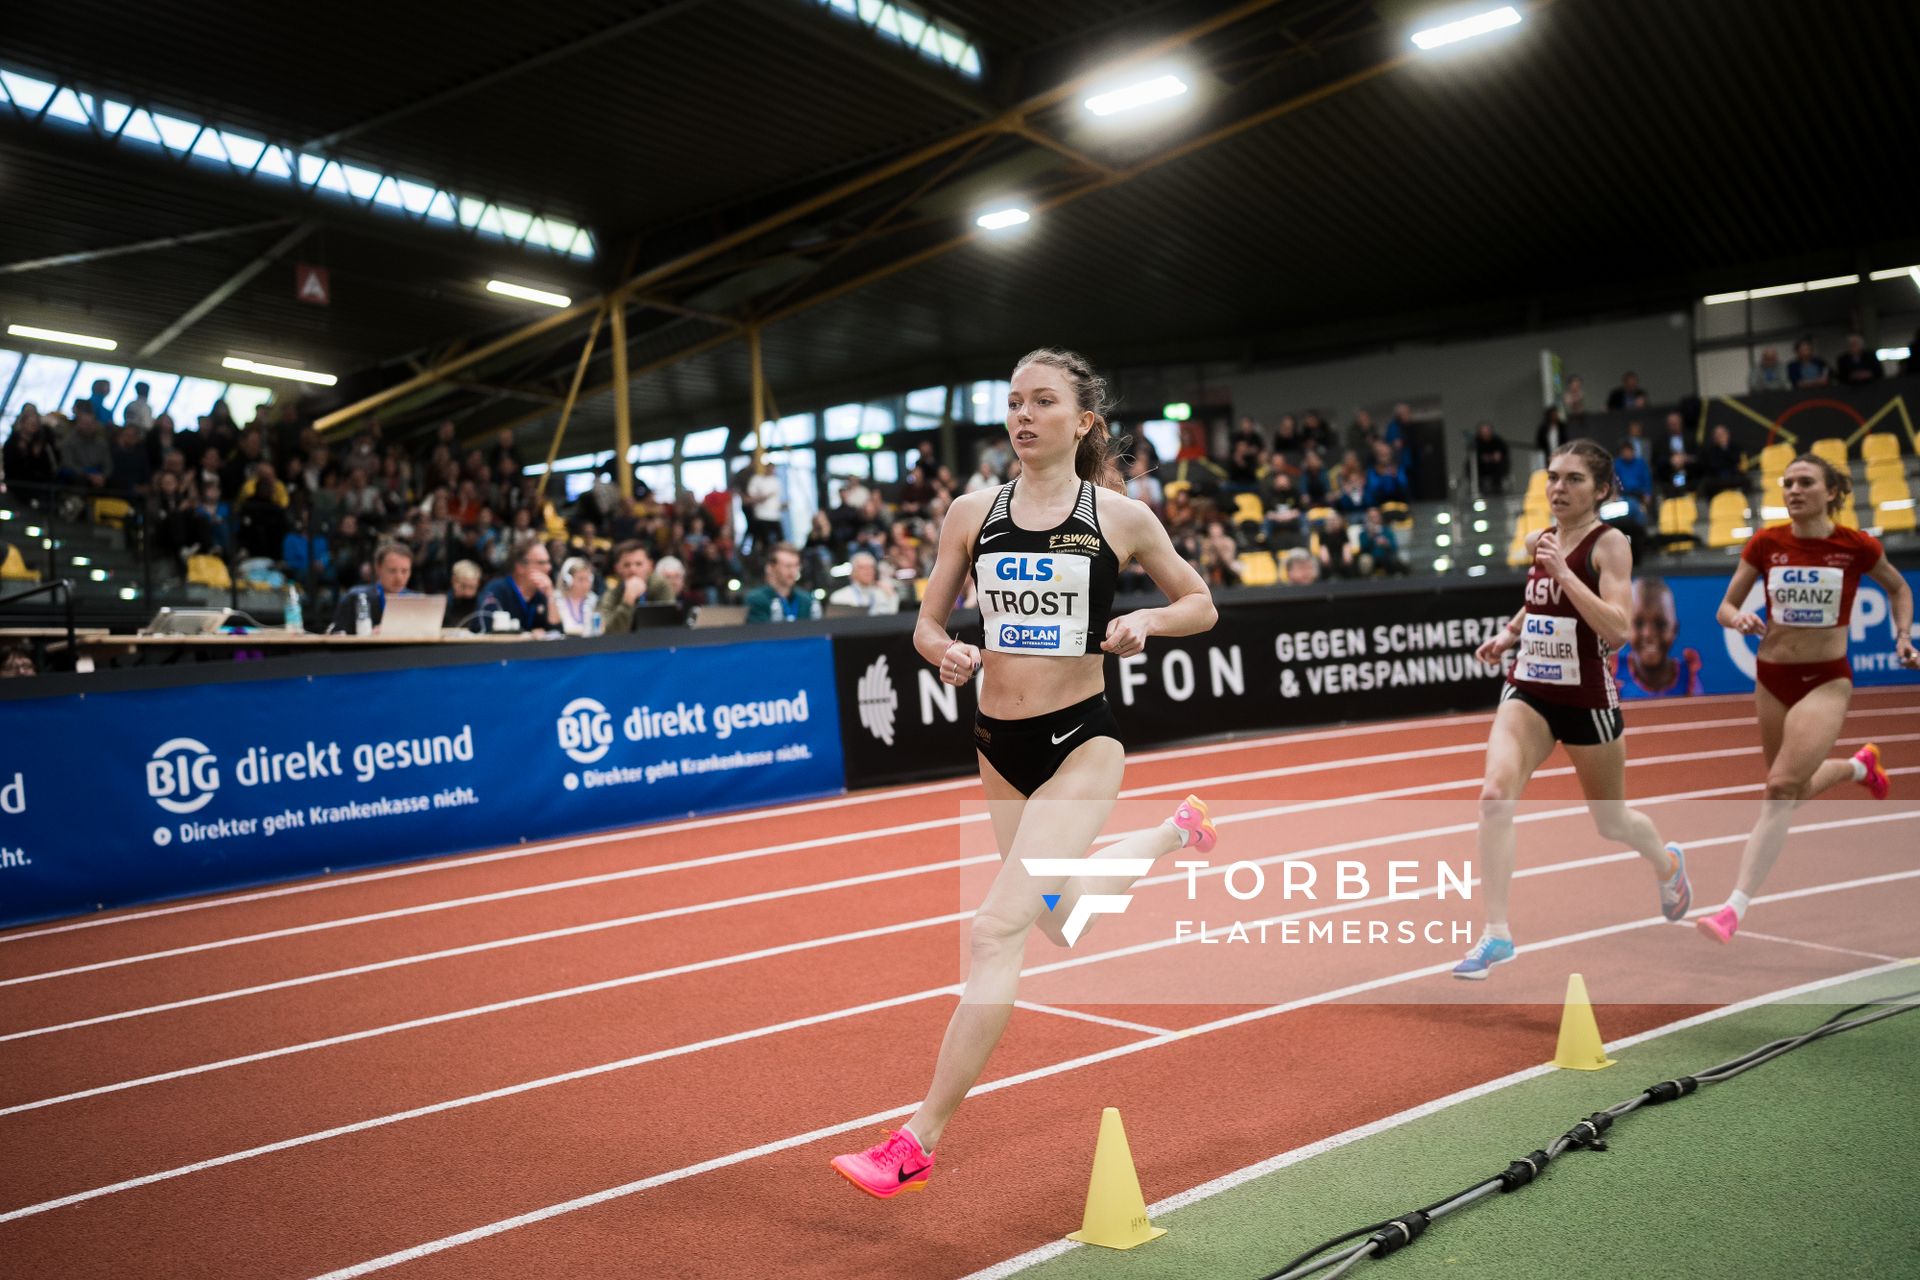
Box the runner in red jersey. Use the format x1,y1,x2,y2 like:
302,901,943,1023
1454,440,1691,979
1697,453,1918,944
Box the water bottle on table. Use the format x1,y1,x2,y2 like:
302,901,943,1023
285,586,303,633
355,591,373,636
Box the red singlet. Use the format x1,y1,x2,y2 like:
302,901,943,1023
1508,524,1618,711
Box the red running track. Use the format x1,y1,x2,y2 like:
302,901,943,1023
1,688,1916,1278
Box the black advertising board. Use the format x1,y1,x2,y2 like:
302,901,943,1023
831,583,1516,789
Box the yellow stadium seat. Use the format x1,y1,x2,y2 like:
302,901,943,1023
186,554,232,590
1239,550,1278,586
1706,491,1751,547
1162,480,1193,501
1861,433,1900,464
1306,506,1334,525
1870,472,1914,532
1525,469,1548,498
1,542,39,582
1378,501,1412,531
1866,458,1904,487
1837,501,1862,529
1877,499,1916,533
1658,495,1698,548
91,496,134,528
1507,528,1531,567
1758,442,1795,477
1232,493,1266,525
1810,438,1849,472
1869,474,1913,505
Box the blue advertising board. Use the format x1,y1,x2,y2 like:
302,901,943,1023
0,637,844,928
1616,568,1920,699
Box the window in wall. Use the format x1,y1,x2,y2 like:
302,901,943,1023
0,65,595,259
1138,419,1183,468
806,0,983,78
871,450,900,484
822,402,898,441
633,462,676,499
680,457,727,500
4,354,79,424
967,380,1010,424
759,412,816,448
824,451,870,504
764,447,818,540
0,349,23,435
222,383,274,428
628,437,675,463
904,385,948,428
563,472,598,502
166,376,229,424
682,426,729,457
122,370,181,421
68,362,129,416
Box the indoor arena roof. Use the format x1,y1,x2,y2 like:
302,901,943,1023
3,0,1917,449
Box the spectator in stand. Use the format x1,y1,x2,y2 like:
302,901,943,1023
599,540,658,632
236,461,291,558
282,502,331,584
476,540,552,634
0,642,34,679
1750,346,1790,393
4,406,56,497
1834,332,1882,385
828,551,900,615
148,471,195,560
1200,520,1242,587
330,542,414,633
1357,508,1407,576
1223,429,1267,501
221,430,266,497
121,381,155,432
1346,409,1376,456
1316,511,1361,578
1297,447,1329,505
743,457,784,557
332,512,371,588
1382,403,1414,456
1362,440,1409,508
1535,405,1568,463
192,478,231,553
1330,451,1369,514
1696,424,1747,499
1125,448,1163,510
1605,371,1644,412
1786,337,1830,388
548,556,602,636
1562,374,1587,420
652,555,688,610
1471,421,1511,495
448,560,483,624
1656,411,1693,479
1282,546,1321,586
964,457,1000,494
55,406,112,493
1613,439,1654,507
85,379,113,428
1271,414,1304,467
342,466,386,526
144,412,179,472
744,542,819,623
108,424,151,499
1662,451,1695,499
1299,411,1335,453
1264,471,1306,549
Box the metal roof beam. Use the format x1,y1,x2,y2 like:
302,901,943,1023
134,220,319,361
0,218,294,277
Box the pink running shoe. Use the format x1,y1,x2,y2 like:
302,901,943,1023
1855,744,1890,801
831,1128,933,1199
1172,794,1218,854
1696,905,1740,945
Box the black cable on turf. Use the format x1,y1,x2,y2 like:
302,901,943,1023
1257,992,1920,1280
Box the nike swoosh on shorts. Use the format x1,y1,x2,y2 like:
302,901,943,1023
1052,725,1082,745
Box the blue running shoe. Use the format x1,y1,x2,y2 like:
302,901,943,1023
1658,842,1691,923
1452,933,1516,980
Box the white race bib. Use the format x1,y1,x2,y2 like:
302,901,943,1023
1767,565,1843,628
1513,614,1581,686
978,552,1092,655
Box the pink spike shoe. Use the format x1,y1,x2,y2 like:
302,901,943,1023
831,1128,933,1199
1172,794,1217,855
1855,744,1890,801
1695,905,1740,945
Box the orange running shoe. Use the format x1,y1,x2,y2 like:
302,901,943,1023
1172,794,1218,854
831,1128,933,1199
1855,744,1890,801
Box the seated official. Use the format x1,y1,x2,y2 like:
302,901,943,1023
743,542,820,623
329,542,415,633
549,556,603,636
827,551,900,615
448,559,483,624
476,540,553,634
599,539,657,633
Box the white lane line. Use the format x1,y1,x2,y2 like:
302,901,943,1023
1013,1001,1172,1038
0,711,1518,944
959,957,1920,1280
25,722,1908,991
16,809,1911,1113
11,693,1905,945
298,879,1920,1280
6,863,1914,1234
1735,931,1901,964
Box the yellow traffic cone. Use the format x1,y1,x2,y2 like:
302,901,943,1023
1552,972,1616,1070
1066,1107,1167,1250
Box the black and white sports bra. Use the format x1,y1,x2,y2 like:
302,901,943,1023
968,480,1120,656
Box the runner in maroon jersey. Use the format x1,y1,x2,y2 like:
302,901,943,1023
1697,452,1917,943
1454,440,1691,979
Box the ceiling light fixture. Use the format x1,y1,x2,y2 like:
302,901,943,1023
1084,74,1189,117
486,279,572,308
6,323,116,351
976,207,1031,231
221,356,337,386
1411,5,1522,50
